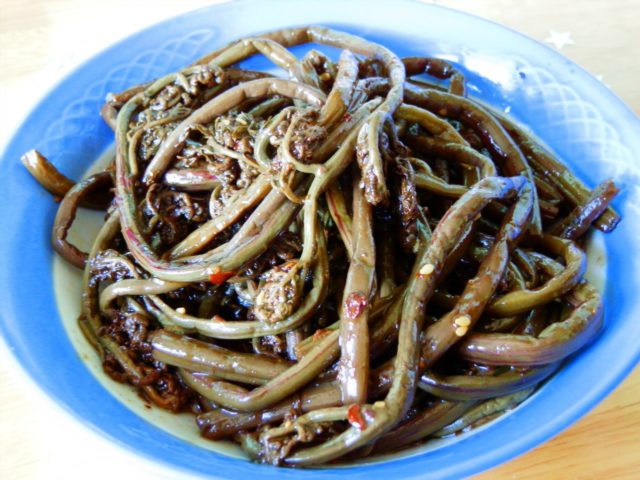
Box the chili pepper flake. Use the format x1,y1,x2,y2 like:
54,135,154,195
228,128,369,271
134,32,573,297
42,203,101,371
344,291,368,320
347,404,367,430
312,328,332,341
208,268,235,285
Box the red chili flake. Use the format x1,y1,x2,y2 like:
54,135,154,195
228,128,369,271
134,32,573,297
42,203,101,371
347,404,367,430
124,228,137,243
208,270,235,285
312,329,331,341
212,315,226,322
117,170,134,190
343,113,353,123
344,291,368,320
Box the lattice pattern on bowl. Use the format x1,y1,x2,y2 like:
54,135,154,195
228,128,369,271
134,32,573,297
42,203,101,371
519,58,637,183
513,55,640,217
39,29,217,169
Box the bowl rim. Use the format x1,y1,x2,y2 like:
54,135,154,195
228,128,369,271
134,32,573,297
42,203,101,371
0,1,639,479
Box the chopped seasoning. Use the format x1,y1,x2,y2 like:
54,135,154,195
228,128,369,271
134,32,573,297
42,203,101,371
347,404,367,430
312,328,332,341
418,263,435,276
344,291,368,320
208,269,235,285
455,326,468,337
454,314,471,328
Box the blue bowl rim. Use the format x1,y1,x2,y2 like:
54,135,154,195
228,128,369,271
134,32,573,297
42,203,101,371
0,1,639,479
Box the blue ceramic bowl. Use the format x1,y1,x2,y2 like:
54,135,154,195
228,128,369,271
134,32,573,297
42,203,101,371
1,1,639,478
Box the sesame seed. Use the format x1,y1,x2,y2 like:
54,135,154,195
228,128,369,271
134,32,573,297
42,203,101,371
419,263,435,276
373,401,386,409
176,307,186,314
455,326,468,337
454,315,471,327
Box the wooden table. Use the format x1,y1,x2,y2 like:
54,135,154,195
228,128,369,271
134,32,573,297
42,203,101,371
1,1,638,478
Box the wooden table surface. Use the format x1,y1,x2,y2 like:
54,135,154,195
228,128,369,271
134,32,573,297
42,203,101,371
1,1,638,478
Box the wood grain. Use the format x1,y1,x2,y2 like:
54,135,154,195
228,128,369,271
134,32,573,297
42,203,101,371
0,1,638,479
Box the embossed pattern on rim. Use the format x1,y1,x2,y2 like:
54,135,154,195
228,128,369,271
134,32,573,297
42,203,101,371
0,1,639,479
